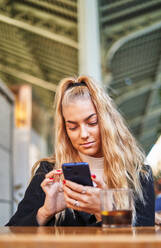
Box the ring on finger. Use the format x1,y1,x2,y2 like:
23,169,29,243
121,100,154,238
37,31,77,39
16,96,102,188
74,200,80,207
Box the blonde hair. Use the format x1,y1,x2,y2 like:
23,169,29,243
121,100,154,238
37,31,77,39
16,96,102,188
33,75,147,201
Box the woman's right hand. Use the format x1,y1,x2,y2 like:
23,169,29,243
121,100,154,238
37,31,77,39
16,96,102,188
36,169,66,225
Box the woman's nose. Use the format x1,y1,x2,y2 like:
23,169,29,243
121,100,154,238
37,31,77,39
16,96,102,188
80,125,89,138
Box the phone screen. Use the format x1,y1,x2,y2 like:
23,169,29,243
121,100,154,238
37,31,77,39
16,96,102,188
62,162,93,186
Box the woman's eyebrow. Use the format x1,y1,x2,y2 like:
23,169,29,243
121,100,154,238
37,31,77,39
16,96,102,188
85,113,97,121
66,113,97,124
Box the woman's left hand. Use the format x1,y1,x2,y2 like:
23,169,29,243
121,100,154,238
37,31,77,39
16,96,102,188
63,180,101,221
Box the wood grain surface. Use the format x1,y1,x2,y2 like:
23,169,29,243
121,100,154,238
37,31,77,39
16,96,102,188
0,226,161,248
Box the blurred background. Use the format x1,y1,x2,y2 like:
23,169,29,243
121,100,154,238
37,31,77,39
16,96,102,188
0,0,161,225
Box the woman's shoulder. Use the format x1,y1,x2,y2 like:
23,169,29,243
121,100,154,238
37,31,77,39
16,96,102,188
139,164,154,187
142,164,152,171
140,164,153,177
35,160,55,175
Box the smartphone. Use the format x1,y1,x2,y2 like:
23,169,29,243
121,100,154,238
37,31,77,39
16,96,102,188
62,162,93,186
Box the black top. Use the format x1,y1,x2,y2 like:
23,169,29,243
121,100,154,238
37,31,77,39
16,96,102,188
6,161,155,226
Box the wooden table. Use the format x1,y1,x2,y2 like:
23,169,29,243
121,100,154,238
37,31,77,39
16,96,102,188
0,226,161,248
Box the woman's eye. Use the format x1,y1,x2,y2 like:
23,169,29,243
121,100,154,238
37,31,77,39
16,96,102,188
88,121,97,126
68,126,77,130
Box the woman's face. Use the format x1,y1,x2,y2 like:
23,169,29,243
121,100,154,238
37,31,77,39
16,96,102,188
63,98,103,158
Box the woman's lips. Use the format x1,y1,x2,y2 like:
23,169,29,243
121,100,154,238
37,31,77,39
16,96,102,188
80,141,94,148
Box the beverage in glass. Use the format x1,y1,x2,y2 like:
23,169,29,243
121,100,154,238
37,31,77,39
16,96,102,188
100,188,133,228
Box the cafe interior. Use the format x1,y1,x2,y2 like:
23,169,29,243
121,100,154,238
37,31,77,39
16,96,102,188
0,0,161,247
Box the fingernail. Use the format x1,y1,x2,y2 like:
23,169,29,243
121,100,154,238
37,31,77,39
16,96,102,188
49,177,54,180
56,170,62,174
63,180,66,184
91,174,96,179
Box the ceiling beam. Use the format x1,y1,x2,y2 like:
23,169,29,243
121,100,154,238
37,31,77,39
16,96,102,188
0,14,78,49
107,21,161,67
128,105,161,127
0,64,57,92
15,0,77,19
115,82,152,105
100,1,161,24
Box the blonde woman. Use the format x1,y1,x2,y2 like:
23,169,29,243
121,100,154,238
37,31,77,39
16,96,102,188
6,76,154,226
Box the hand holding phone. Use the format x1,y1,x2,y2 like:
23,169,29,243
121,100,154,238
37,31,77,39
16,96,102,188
62,162,93,186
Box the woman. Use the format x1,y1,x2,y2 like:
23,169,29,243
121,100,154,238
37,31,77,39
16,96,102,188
6,76,155,226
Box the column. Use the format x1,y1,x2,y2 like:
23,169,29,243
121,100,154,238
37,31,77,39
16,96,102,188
78,0,102,83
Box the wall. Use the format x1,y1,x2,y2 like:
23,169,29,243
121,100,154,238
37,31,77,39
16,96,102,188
0,80,14,225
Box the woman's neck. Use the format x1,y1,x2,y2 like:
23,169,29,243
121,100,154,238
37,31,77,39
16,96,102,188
78,152,104,170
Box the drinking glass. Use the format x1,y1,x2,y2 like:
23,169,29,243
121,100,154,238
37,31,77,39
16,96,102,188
100,188,133,228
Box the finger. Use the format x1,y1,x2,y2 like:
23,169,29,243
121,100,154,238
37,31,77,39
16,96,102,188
41,177,55,188
41,180,61,196
45,169,62,178
58,181,63,192
64,192,95,213
64,191,85,211
64,180,87,194
63,184,86,202
45,169,62,183
64,185,101,214
63,192,81,210
91,174,106,189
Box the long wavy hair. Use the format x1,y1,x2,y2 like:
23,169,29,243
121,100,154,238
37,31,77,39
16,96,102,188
32,75,146,201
